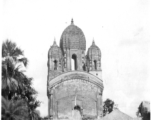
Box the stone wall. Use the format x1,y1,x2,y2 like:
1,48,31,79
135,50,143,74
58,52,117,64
48,78,103,119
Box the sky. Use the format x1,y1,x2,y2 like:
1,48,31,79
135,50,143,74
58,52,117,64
2,0,150,118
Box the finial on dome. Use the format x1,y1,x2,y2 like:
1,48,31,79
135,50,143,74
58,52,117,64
92,39,95,45
53,38,57,45
71,18,74,25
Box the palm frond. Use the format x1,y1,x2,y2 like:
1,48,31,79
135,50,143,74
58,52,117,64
10,78,18,91
12,47,23,57
2,97,9,111
2,57,26,92
18,57,28,67
2,40,24,57
2,77,7,90
12,115,27,120
2,97,29,120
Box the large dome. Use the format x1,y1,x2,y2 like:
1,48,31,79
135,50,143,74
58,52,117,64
60,19,86,51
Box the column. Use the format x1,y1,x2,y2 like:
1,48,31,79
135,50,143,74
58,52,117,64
97,89,103,119
97,95,100,119
67,49,71,71
64,52,67,71
78,51,82,71
54,101,58,119
55,101,58,119
99,90,103,118
50,94,53,119
48,97,50,118
100,96,103,117
48,89,53,120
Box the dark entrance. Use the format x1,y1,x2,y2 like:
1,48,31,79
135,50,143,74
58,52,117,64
74,105,82,116
71,54,77,70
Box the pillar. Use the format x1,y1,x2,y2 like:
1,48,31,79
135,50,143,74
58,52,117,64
78,51,82,71
55,101,58,119
64,51,67,71
97,94,100,119
66,49,71,71
97,88,103,119
48,97,50,118
48,89,53,120
99,90,103,118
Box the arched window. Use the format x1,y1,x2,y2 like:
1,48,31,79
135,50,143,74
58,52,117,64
54,60,57,70
71,54,77,70
94,60,97,70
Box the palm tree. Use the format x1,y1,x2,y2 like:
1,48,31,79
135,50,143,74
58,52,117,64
2,40,40,120
30,109,40,120
2,96,29,120
2,40,28,99
2,40,27,66
27,96,40,120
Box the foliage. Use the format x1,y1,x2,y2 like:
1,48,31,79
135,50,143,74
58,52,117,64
2,57,26,99
136,101,150,120
2,96,29,120
2,40,40,120
103,98,115,116
2,40,28,66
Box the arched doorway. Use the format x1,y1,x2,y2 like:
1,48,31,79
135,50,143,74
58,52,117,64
71,54,77,70
73,105,83,117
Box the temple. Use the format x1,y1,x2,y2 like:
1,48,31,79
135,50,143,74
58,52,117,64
47,19,104,120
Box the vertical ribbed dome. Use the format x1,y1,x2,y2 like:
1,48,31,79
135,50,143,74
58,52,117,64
87,40,101,59
60,19,86,52
48,40,62,59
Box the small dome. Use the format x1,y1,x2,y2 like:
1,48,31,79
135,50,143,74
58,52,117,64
60,19,86,51
87,40,101,59
48,40,62,59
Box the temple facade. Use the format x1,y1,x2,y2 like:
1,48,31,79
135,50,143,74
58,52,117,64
47,19,104,120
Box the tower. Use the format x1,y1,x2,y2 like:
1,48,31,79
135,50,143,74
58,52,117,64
87,40,102,79
48,40,63,80
60,19,86,71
